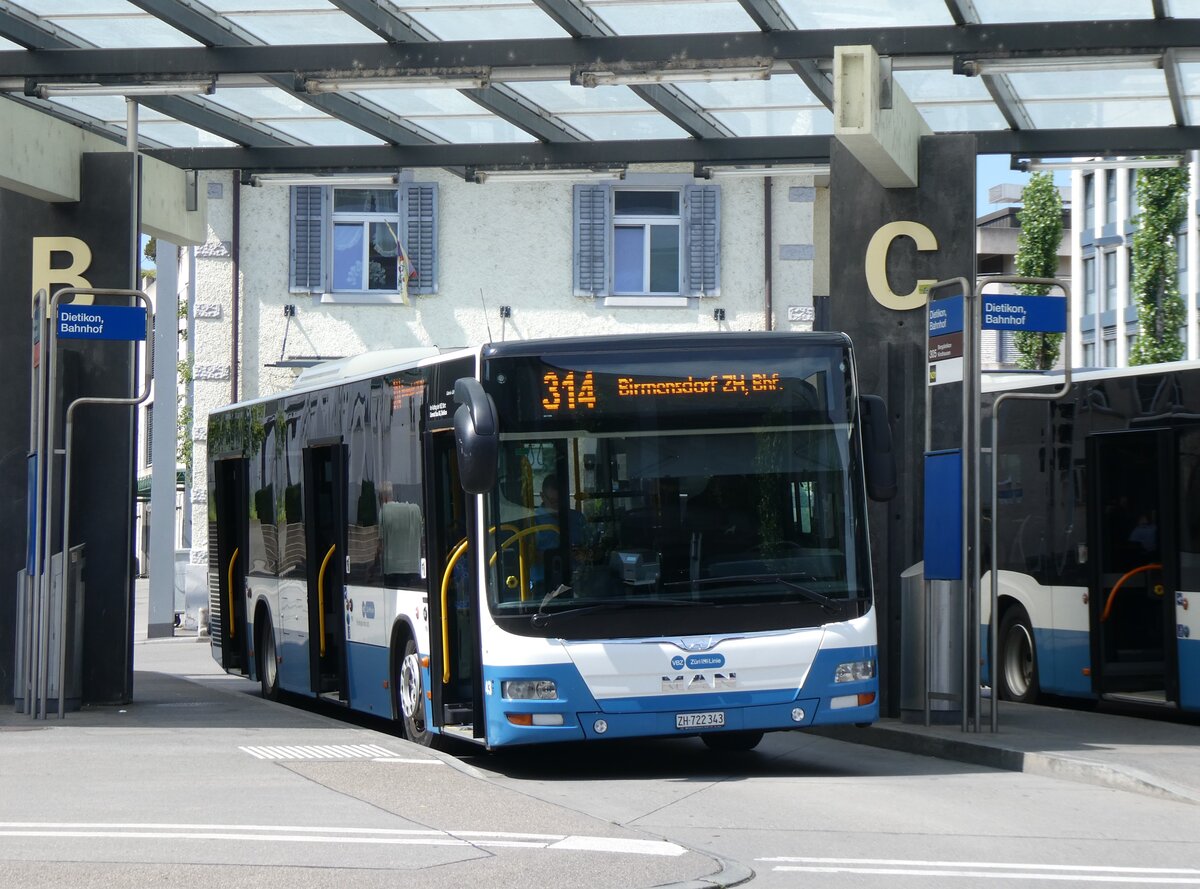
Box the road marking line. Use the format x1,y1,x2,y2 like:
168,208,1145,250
770,866,1200,884
0,823,682,857
760,858,1200,876
237,744,404,760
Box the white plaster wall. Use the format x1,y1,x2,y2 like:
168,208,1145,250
188,166,824,560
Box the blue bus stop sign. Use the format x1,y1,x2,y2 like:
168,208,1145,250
57,304,148,341
981,294,1066,333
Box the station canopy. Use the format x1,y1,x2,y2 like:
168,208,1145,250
2,1,1200,177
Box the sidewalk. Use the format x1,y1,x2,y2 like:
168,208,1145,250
817,700,1200,806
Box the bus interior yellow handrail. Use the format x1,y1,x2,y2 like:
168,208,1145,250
1100,562,1163,622
440,539,471,685
226,548,240,639
318,543,337,656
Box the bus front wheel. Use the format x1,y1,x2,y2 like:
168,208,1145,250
998,605,1040,704
398,636,434,747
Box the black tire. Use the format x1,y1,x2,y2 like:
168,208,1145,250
398,636,435,747
258,618,280,702
701,730,764,752
998,604,1040,704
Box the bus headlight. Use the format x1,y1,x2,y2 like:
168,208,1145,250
834,660,875,683
502,680,558,700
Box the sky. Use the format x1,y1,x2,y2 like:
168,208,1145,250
976,153,1071,218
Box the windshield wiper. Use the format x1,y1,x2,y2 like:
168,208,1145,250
666,573,851,615
530,591,702,628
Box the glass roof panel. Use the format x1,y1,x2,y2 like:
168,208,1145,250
777,0,952,27
267,119,389,146
203,1,337,10
27,3,202,47
507,82,650,113
48,95,172,122
895,70,992,102
1006,70,1167,101
1168,0,1200,14
224,11,384,44
971,0,1148,22
404,6,568,39
584,1,757,34
676,76,822,109
1023,99,1174,129
346,88,488,117
415,116,537,143
711,109,833,137
914,103,1008,132
558,112,689,140
9,1,135,12
0,36,22,50
1177,61,1200,96
204,88,316,119
136,122,238,149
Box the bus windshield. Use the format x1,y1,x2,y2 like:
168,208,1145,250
480,340,871,638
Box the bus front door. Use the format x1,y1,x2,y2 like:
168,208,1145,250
425,429,483,740
303,443,349,703
212,457,249,674
1088,429,1178,703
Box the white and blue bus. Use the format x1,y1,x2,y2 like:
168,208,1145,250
207,332,895,750
985,360,1200,713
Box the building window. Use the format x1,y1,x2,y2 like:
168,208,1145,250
613,191,681,295
1104,251,1118,313
1082,341,1096,367
1128,334,1138,357
1128,169,1139,220
1179,228,1189,300
1105,169,1117,227
1104,336,1117,367
289,182,438,299
575,182,720,299
331,189,402,292
1083,256,1096,314
1083,173,1095,231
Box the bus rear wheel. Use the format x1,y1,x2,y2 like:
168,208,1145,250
701,730,763,752
258,618,279,702
998,605,1040,704
398,636,434,747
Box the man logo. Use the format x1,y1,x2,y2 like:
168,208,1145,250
661,673,737,692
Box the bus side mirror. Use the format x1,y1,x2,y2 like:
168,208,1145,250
453,377,499,494
859,394,897,502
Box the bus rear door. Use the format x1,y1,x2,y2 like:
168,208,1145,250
212,457,249,674
1087,429,1179,704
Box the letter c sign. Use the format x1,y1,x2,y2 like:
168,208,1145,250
864,221,939,311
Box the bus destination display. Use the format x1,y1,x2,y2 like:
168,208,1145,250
541,369,784,412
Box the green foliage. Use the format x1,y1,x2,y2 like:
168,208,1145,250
1129,165,1188,365
1012,172,1064,369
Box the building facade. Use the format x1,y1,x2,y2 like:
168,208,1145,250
187,167,827,566
1070,154,1200,368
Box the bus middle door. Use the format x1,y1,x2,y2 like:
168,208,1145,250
302,442,349,703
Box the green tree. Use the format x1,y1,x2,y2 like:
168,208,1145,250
1012,172,1065,369
1129,165,1188,365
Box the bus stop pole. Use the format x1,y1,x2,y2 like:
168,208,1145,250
977,275,1072,733
43,287,153,718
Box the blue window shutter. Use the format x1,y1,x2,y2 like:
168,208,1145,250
402,182,438,295
290,185,326,292
574,184,610,296
683,184,720,297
